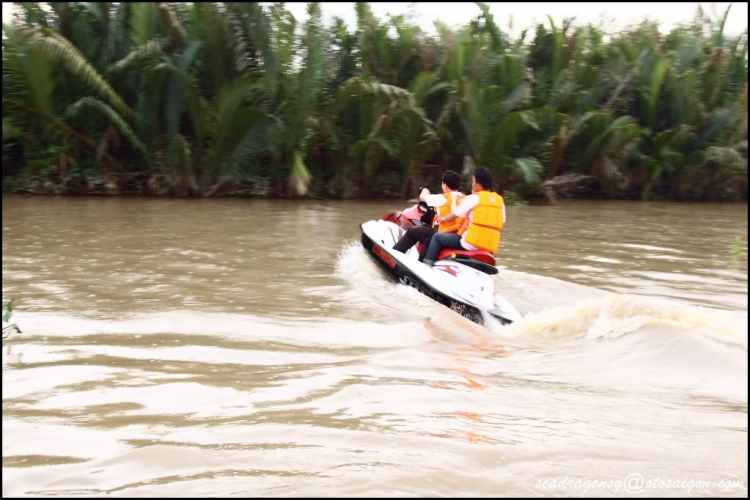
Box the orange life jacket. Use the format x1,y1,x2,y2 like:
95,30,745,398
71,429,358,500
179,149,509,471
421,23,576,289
437,191,466,233
457,191,505,253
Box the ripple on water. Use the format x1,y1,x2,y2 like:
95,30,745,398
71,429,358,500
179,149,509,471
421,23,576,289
2,198,747,497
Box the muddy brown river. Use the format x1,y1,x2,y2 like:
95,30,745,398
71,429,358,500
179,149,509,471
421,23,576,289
2,196,747,497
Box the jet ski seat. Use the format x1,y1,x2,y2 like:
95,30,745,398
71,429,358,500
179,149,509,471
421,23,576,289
415,242,496,266
436,248,496,266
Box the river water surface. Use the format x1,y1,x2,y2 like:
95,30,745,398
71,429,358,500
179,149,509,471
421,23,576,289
2,197,748,497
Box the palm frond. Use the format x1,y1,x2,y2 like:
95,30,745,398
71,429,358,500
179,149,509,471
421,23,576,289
107,37,165,76
222,8,251,74
64,96,148,159
514,157,543,184
3,96,125,171
290,149,311,195
106,2,131,65
130,2,159,47
2,27,56,117
11,25,134,121
646,57,669,130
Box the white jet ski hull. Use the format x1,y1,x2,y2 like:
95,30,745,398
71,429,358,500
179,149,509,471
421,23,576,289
360,219,522,325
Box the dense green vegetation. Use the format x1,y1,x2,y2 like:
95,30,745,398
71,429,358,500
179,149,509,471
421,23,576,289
2,2,747,200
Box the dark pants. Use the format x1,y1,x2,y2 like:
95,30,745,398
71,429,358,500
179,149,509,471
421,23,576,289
393,225,435,261
424,232,464,265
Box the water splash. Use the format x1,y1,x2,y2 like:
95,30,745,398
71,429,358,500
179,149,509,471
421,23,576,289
502,293,747,350
337,241,747,353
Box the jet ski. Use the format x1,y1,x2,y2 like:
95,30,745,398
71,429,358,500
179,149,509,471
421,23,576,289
360,200,523,325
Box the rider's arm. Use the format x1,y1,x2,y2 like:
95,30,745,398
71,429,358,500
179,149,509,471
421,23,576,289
419,188,430,202
437,194,478,223
425,193,448,207
440,213,458,223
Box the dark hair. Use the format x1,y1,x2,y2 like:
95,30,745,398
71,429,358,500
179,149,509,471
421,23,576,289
441,170,461,190
473,167,493,190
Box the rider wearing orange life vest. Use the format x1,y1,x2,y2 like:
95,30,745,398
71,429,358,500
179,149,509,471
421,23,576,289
423,167,505,266
393,170,466,261
436,190,466,233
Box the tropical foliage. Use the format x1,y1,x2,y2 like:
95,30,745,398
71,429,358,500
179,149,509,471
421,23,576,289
2,2,747,200
2,298,20,338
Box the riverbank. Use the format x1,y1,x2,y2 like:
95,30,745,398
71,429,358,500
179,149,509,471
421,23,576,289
3,170,747,202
